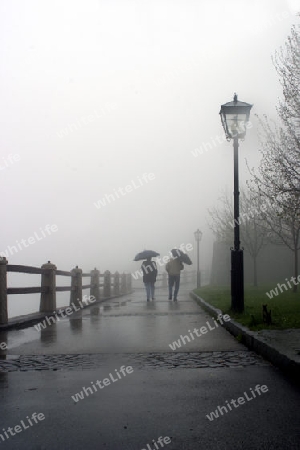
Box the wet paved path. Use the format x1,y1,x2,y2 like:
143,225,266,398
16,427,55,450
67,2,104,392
1,285,242,356
0,285,260,371
0,285,300,449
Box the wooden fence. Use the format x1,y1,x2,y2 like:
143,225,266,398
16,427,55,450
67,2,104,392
0,258,132,325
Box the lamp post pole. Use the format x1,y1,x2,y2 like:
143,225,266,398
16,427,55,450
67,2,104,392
197,238,200,288
219,93,252,313
194,229,202,288
231,135,244,312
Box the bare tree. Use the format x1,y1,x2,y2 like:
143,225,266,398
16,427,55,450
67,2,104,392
274,24,300,142
248,24,300,291
207,188,269,286
239,191,270,287
207,190,233,245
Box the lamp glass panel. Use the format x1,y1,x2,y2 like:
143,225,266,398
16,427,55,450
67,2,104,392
225,113,248,136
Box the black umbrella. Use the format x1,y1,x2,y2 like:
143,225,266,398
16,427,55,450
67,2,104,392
171,248,192,265
134,250,160,261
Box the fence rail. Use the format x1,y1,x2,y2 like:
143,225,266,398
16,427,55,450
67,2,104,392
0,259,132,325
7,265,45,275
56,270,72,277
7,287,44,295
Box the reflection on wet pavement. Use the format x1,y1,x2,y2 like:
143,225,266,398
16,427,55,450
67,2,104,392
0,286,241,356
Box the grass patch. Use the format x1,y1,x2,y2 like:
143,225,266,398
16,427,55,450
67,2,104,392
194,285,300,331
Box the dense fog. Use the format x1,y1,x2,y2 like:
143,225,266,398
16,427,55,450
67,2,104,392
0,0,297,316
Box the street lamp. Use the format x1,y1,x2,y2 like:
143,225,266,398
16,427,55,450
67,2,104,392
194,229,203,288
219,93,252,313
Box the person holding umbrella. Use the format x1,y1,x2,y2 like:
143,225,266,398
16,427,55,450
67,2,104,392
141,257,158,301
165,249,190,301
134,250,159,302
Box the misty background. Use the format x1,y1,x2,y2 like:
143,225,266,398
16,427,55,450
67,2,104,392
0,0,298,317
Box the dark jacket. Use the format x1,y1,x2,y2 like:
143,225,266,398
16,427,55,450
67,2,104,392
141,260,157,283
165,258,184,276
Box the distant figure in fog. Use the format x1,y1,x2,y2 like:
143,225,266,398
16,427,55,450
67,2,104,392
141,257,157,301
165,256,184,301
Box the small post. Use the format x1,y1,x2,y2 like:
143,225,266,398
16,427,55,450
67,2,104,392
114,271,120,296
126,274,131,293
103,270,111,298
121,273,127,294
0,257,8,325
90,268,100,301
70,266,83,309
40,261,57,313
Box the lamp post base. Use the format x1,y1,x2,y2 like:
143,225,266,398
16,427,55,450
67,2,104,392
231,249,244,312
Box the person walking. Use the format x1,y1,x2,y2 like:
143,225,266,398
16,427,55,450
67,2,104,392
141,257,157,301
165,255,184,301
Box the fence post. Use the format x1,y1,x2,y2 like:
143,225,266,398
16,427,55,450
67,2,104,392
90,268,100,301
70,266,82,308
114,271,120,296
0,258,8,325
121,273,127,294
126,274,131,293
162,272,168,288
40,261,57,313
103,270,111,298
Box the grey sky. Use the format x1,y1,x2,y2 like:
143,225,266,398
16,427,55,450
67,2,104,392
0,0,298,308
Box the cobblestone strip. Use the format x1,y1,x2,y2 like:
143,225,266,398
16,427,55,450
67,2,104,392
131,351,269,369
0,351,269,372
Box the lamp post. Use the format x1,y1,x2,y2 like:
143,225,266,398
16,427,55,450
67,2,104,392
194,229,203,288
219,93,252,313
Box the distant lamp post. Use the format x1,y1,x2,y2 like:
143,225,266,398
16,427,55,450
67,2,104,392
219,93,252,313
194,229,203,288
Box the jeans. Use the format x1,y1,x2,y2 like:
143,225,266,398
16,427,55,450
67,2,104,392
168,275,180,299
144,282,155,300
